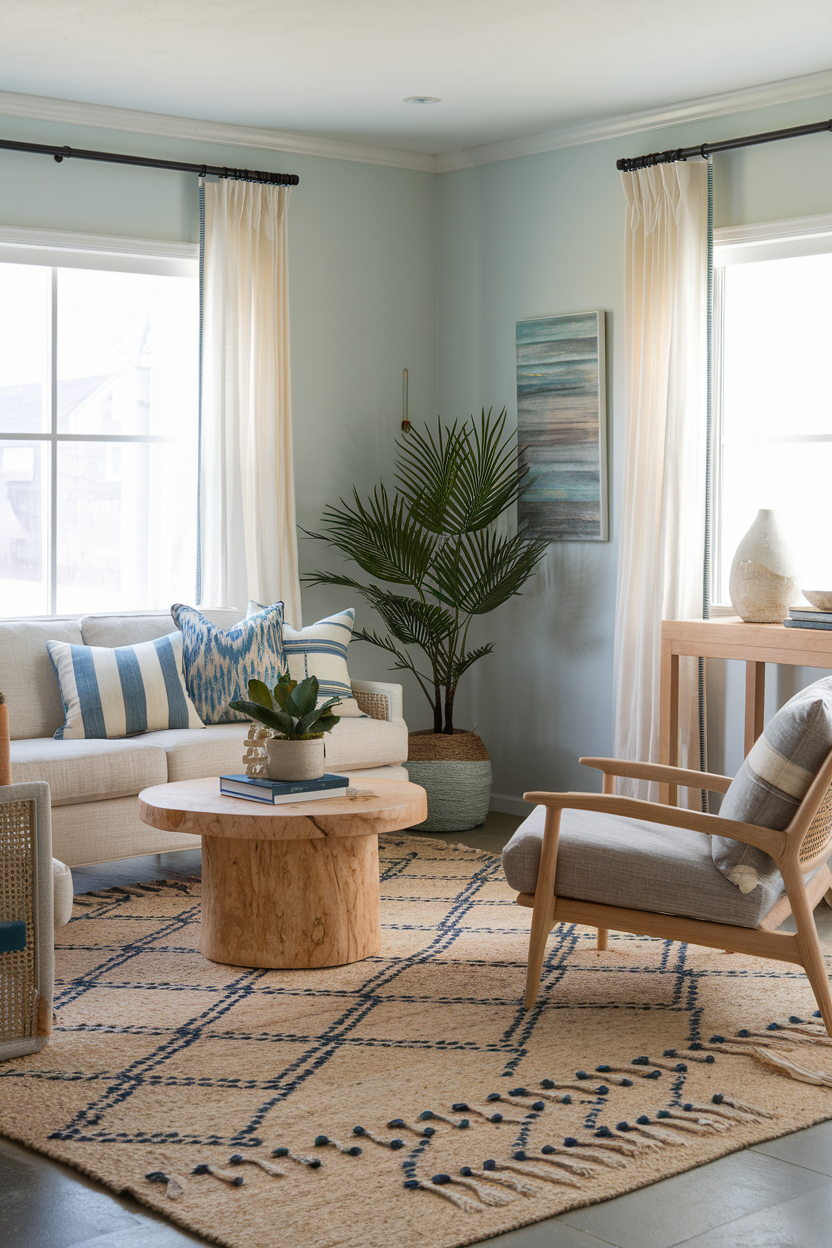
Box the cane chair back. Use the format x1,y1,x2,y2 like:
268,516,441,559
0,782,54,1060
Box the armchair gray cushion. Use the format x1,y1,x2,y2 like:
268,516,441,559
713,676,832,894
502,805,786,929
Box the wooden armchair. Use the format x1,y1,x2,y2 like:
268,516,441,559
514,750,832,1034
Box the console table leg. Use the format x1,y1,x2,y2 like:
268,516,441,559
744,661,766,757
199,833,381,969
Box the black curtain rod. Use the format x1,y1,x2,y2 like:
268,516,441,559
617,116,832,172
0,136,299,184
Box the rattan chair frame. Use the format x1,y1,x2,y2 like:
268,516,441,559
0,781,55,1060
518,748,832,1035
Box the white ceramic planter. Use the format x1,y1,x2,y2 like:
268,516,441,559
729,509,801,623
404,760,492,832
266,738,326,782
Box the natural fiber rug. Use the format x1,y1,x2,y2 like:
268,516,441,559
3,836,832,1248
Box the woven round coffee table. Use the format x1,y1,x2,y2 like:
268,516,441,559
138,775,426,970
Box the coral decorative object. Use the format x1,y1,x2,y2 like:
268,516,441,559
729,510,801,623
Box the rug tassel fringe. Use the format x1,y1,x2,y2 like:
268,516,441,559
543,1144,626,1169
460,1166,539,1196
482,1159,582,1188
711,1094,778,1120
515,1149,598,1177
192,1164,243,1187
228,1154,286,1178
750,1046,832,1087
403,1179,483,1212
313,1135,362,1156
419,1111,470,1129
271,1146,322,1168
145,1170,186,1200
446,1175,515,1206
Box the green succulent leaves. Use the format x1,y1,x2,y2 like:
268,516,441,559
228,673,341,739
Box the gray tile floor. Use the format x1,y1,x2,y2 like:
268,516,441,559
3,812,832,1248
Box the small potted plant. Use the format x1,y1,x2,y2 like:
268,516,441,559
229,674,341,781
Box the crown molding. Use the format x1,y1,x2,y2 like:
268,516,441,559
436,68,832,172
1,65,831,180
0,88,438,173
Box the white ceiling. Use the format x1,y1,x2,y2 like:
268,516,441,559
3,0,832,155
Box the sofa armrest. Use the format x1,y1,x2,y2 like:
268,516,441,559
351,680,404,725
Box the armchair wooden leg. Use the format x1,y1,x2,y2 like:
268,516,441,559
597,928,608,951
523,808,562,1009
785,869,832,1036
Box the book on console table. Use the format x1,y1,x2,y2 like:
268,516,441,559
784,616,832,631
787,608,832,625
219,773,350,804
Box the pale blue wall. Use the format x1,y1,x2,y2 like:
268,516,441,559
435,91,832,806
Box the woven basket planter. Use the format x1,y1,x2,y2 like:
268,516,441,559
404,731,492,832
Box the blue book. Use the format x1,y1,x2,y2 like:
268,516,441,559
219,773,350,805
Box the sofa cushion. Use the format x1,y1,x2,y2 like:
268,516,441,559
142,716,409,782
140,724,250,783
9,737,168,806
172,602,286,725
248,603,365,718
713,676,832,894
502,804,786,929
0,618,83,740
322,716,408,772
79,608,242,648
47,633,203,740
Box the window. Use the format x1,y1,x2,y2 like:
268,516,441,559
712,220,832,606
0,238,199,617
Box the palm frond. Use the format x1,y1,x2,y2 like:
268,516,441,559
396,409,530,534
303,484,436,585
369,594,456,656
428,528,548,615
451,642,494,683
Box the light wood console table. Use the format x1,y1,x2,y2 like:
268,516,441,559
661,618,832,780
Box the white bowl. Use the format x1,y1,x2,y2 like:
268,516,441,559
802,590,832,611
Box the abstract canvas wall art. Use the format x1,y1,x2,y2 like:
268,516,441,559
516,310,608,541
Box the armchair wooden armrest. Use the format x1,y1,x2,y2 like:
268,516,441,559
579,756,733,794
521,789,784,858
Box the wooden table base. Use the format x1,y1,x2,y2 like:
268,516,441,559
199,832,382,969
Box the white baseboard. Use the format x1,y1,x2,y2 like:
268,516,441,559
489,792,533,817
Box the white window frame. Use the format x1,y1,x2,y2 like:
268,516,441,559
0,227,198,617
710,212,832,613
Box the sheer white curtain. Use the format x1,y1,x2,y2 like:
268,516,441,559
613,160,709,797
199,178,301,626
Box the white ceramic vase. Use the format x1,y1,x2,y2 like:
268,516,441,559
265,737,326,781
728,509,801,623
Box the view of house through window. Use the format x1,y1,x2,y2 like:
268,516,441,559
713,240,832,605
0,258,199,617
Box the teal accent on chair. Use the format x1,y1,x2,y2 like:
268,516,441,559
172,602,286,725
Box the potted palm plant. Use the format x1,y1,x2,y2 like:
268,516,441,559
229,674,341,781
305,408,547,830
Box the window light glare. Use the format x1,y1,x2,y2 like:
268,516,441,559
403,96,440,104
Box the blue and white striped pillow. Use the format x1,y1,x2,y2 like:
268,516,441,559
172,602,285,725
47,633,203,740
247,604,365,717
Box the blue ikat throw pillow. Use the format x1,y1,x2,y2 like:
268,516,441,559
171,602,286,725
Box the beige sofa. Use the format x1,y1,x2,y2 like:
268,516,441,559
0,609,408,867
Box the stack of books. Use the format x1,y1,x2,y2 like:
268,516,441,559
784,608,832,632
219,773,350,805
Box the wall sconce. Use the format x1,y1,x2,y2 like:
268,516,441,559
401,368,411,433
